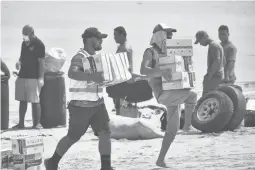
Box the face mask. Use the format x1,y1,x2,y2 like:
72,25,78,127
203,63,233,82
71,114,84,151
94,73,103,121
23,35,30,45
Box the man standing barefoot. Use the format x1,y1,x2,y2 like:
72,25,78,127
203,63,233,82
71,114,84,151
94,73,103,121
12,25,45,129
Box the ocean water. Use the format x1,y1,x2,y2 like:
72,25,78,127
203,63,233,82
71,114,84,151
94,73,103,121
1,1,255,113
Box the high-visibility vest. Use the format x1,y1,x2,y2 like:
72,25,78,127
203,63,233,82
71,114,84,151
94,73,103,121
69,49,103,101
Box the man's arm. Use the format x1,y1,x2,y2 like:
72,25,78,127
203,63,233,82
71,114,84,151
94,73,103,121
68,54,101,81
127,48,133,73
224,46,237,80
140,49,163,77
38,43,45,79
207,46,221,79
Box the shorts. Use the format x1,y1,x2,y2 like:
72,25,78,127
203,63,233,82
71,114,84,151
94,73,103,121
203,75,223,96
15,78,42,103
67,103,110,140
158,89,197,107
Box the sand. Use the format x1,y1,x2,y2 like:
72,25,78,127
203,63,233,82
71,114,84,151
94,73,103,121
1,110,255,170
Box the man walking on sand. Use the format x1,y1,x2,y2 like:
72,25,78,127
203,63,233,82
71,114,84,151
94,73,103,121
12,25,45,129
44,27,113,170
140,23,197,167
218,25,237,84
194,30,225,96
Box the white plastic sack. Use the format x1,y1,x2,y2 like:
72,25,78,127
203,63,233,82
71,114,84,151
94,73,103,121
44,48,66,73
109,114,163,140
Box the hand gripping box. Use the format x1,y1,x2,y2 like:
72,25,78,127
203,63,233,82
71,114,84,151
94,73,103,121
12,137,44,155
158,54,185,72
13,153,43,170
164,39,193,56
162,71,196,90
82,53,113,85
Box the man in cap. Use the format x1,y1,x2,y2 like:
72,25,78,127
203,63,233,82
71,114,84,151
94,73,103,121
194,30,225,96
218,25,237,84
44,27,113,170
140,23,197,167
12,25,45,129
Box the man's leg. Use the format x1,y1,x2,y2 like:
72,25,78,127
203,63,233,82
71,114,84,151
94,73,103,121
156,105,180,167
182,91,197,131
91,104,112,170
13,78,27,129
45,105,92,170
114,98,121,115
32,103,43,128
12,101,27,129
156,89,197,167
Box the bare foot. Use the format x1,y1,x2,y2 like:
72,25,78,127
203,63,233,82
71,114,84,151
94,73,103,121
156,160,169,168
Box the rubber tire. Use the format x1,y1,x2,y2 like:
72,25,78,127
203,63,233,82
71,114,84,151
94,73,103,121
229,84,243,92
192,91,234,133
218,85,246,130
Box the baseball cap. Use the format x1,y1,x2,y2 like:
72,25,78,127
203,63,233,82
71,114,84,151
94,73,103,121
153,23,177,34
82,27,108,39
22,25,34,36
194,30,209,44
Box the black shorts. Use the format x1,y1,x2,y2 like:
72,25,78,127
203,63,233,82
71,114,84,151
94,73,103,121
67,103,110,140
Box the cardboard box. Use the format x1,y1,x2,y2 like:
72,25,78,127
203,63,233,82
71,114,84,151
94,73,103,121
13,153,42,170
164,39,193,56
104,52,131,86
158,55,185,72
162,72,196,90
1,148,12,169
80,52,131,87
12,137,44,155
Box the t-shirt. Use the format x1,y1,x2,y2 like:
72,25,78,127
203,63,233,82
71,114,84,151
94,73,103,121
18,37,45,79
116,42,133,72
221,41,237,82
207,41,224,77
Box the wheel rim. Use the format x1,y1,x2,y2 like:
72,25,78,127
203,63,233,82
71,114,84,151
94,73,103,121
197,98,220,122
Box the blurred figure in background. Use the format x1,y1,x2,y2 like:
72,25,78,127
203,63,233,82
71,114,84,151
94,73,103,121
218,25,237,84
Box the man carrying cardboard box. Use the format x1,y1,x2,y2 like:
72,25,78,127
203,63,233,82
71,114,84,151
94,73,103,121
194,30,225,96
140,23,197,168
44,27,113,170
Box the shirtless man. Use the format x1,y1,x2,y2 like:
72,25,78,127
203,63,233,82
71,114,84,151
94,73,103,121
140,23,197,167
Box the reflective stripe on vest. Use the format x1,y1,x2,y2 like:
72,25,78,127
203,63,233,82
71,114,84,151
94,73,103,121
69,49,103,101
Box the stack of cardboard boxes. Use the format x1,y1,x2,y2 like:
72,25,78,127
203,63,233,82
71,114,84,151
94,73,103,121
12,137,44,170
1,137,44,170
159,39,196,90
82,52,132,87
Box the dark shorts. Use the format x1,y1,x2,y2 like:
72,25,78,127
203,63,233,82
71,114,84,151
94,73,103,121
67,103,110,140
203,75,223,96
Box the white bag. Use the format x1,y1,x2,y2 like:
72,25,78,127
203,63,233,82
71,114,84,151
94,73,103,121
44,48,66,73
